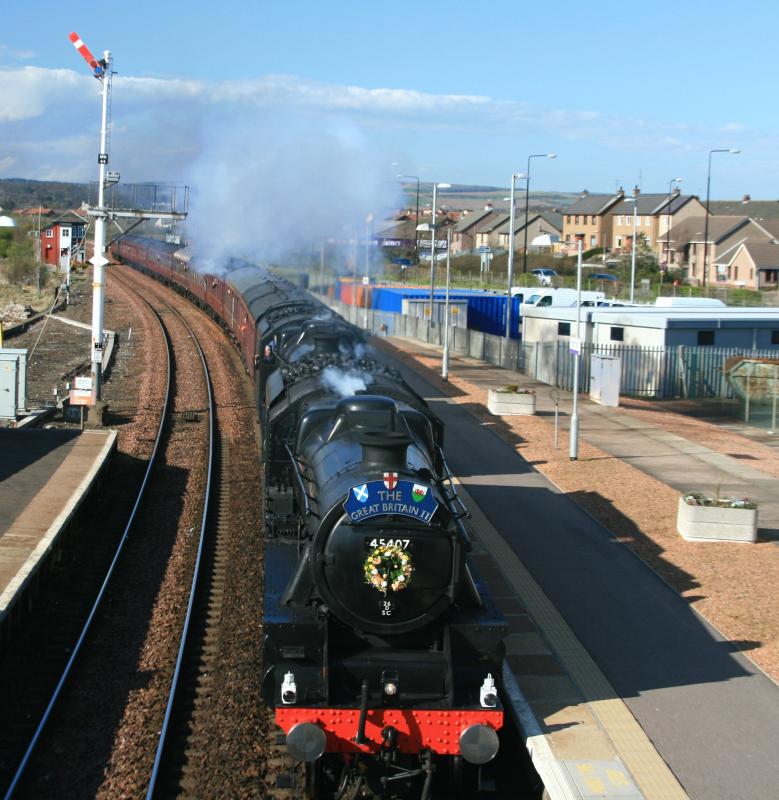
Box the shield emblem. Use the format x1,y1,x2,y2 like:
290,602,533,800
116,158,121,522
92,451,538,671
352,484,369,503
412,484,428,503
383,472,398,490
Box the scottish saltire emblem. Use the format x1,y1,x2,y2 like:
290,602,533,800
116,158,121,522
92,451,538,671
383,472,398,490
411,484,428,503
352,484,369,503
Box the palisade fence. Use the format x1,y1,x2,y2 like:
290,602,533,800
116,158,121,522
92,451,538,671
327,298,773,400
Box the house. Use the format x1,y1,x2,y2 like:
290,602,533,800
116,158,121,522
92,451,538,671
608,191,704,261
41,211,88,270
16,207,55,217
450,207,498,255
495,212,563,253
661,216,778,286
707,199,779,222
559,191,625,253
713,240,779,289
473,212,510,251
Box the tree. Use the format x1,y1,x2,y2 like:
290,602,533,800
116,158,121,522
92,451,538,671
2,240,37,285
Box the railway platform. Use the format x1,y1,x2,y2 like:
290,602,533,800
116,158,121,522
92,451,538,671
378,335,779,800
0,427,117,638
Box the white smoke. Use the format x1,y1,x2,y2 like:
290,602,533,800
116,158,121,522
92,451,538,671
339,342,368,359
183,106,401,272
321,367,372,398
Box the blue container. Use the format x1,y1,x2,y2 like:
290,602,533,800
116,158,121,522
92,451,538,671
466,295,521,339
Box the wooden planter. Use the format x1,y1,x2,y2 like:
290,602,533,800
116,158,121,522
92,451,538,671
487,388,536,416
676,497,758,543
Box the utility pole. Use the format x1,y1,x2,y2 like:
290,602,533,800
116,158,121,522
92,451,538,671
69,32,188,420
69,32,111,406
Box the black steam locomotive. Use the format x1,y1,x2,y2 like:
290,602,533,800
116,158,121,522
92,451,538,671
112,238,507,799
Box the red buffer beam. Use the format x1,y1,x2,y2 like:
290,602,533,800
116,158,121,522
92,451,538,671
68,32,105,77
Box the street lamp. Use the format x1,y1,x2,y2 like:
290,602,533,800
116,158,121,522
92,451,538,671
522,154,557,276
427,182,451,327
442,225,453,381
703,149,739,289
505,172,527,344
623,194,639,303
396,174,420,262
569,233,585,461
664,177,683,270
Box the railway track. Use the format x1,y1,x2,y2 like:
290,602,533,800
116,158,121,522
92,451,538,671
1,276,220,799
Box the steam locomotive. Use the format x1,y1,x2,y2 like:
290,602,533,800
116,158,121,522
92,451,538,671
113,236,507,799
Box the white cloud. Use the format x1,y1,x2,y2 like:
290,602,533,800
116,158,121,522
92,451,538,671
0,66,86,121
0,63,771,192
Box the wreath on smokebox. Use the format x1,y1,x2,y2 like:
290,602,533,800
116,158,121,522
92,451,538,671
363,544,414,595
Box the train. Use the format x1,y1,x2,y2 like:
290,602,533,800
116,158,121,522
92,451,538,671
112,235,508,799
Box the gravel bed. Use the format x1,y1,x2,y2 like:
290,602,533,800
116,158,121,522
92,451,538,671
0,271,168,797
104,267,267,798
18,274,211,798
7,265,267,799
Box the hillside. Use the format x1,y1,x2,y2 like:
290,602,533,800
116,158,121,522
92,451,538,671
0,178,89,212
400,183,579,212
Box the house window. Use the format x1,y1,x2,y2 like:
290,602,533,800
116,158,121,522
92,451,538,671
616,236,623,248
616,215,623,226
558,322,571,336
610,326,624,342
625,215,632,225
567,215,572,224
772,331,779,345
565,234,571,243
46,229,54,238
590,235,596,246
574,215,579,224
697,330,715,346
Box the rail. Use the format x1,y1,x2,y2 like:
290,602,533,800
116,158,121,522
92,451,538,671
3,303,172,800
146,304,215,798
283,442,319,518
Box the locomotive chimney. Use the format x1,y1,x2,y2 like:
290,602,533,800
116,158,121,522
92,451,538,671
313,333,340,353
360,431,412,470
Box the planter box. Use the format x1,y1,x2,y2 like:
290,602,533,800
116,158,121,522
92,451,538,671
677,496,758,543
487,388,536,416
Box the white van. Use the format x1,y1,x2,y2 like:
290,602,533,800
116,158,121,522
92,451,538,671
517,287,605,307
654,297,726,308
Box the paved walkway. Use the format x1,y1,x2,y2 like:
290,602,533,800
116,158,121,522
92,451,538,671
0,428,116,628
393,337,779,538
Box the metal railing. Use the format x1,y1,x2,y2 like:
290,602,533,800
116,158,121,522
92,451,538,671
328,298,778,401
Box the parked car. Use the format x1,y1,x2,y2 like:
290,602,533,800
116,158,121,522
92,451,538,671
590,273,618,282
530,267,558,286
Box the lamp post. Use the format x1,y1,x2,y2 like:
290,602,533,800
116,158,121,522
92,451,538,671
623,195,638,303
569,234,584,461
428,182,451,327
397,174,420,262
664,177,682,270
442,225,452,381
504,172,526,344
703,149,739,289
522,153,557,275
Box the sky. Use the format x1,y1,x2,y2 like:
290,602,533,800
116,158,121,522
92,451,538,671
1,0,776,219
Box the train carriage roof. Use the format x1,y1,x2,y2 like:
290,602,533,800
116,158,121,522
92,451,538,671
226,266,320,324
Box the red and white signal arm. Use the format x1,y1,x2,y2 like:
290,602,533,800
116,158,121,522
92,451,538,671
68,32,104,76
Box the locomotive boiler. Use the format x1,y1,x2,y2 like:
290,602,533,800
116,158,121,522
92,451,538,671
112,236,508,799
